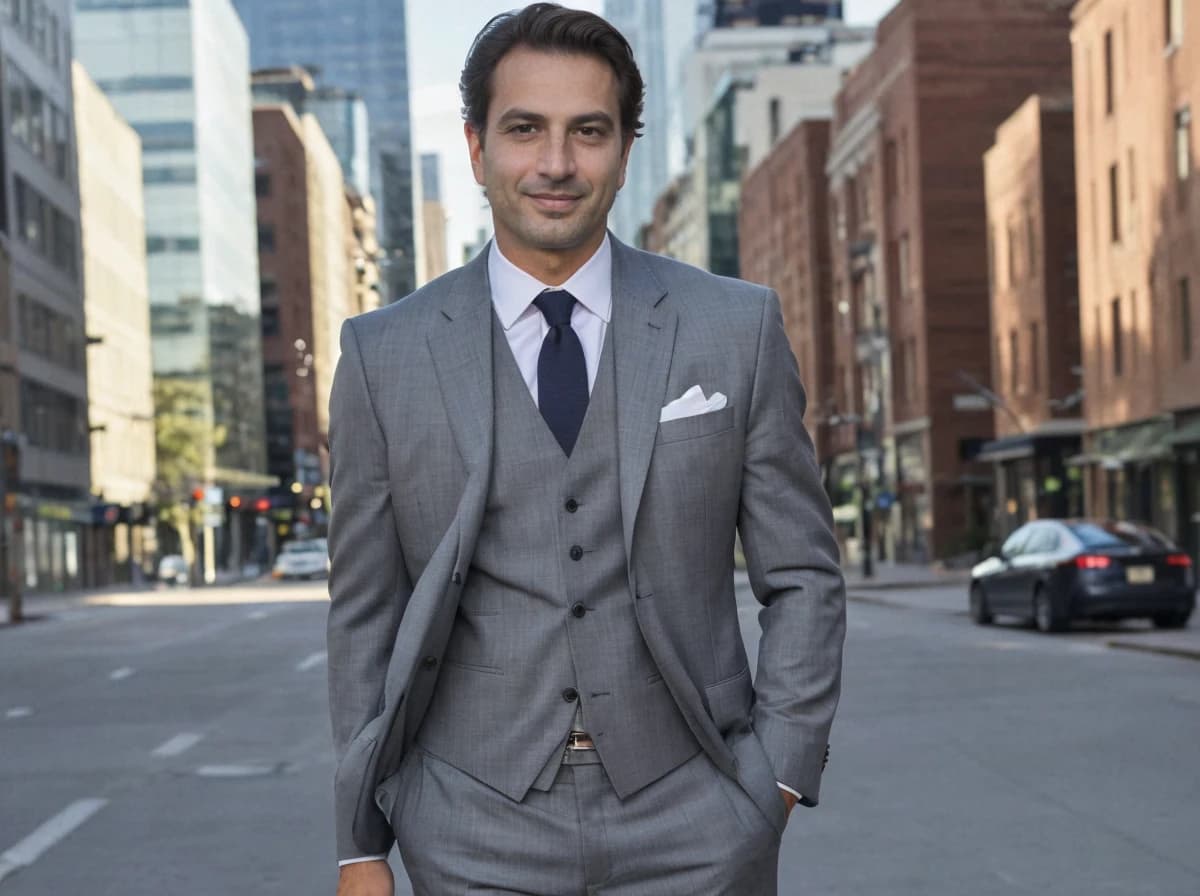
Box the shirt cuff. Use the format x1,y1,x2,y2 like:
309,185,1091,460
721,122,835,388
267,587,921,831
338,854,388,867
777,781,805,801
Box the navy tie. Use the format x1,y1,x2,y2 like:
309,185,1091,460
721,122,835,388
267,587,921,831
534,289,588,456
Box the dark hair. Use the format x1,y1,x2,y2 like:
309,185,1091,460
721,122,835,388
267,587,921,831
460,3,644,143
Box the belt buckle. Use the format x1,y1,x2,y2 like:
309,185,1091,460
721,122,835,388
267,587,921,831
566,732,595,751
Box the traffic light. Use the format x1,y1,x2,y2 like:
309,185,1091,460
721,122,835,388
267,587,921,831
190,487,204,505
254,497,271,514
229,495,243,510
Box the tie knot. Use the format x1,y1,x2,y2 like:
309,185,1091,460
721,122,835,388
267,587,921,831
534,289,576,328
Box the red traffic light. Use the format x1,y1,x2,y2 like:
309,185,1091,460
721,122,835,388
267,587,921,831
254,497,271,513
191,487,205,502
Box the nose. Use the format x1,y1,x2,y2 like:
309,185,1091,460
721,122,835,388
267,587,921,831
537,130,576,181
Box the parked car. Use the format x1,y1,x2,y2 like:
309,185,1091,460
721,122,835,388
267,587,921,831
272,538,330,580
969,520,1195,633
157,554,189,586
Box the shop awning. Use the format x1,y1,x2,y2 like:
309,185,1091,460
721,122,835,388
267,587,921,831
975,434,1034,463
1167,419,1200,447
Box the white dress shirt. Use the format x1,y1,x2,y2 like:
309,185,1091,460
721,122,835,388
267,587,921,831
339,235,797,868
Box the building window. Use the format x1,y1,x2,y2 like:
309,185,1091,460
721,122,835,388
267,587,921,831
768,97,781,145
1112,297,1123,376
1176,106,1192,184
1109,163,1120,242
1010,329,1020,394
1103,30,1115,115
1166,0,1184,47
1030,322,1040,391
898,233,910,296
255,173,271,197
258,225,275,253
1025,200,1037,277
1007,222,1018,284
1182,278,1193,362
884,139,898,198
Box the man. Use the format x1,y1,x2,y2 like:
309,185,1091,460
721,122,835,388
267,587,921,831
328,5,845,894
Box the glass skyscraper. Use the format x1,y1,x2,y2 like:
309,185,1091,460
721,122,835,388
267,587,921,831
74,0,267,482
232,0,415,301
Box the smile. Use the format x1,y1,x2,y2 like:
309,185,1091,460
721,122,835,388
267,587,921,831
527,194,582,212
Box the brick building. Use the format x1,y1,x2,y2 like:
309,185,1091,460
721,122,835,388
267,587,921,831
980,94,1084,537
826,0,1075,561
1071,0,1200,565
738,120,833,463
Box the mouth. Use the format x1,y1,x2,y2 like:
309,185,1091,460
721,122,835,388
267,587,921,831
527,193,582,212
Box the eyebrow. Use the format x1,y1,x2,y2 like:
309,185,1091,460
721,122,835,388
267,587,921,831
495,108,616,129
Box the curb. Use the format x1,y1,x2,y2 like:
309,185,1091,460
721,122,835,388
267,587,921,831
1104,640,1200,662
845,580,970,592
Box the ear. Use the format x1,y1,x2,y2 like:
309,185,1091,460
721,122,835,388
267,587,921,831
465,121,486,187
616,133,634,191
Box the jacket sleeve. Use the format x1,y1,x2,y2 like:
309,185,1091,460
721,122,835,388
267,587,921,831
327,318,411,860
737,289,846,806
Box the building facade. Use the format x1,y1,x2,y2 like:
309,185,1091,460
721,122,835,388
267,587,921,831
73,61,156,587
3,0,90,592
1071,0,1200,566
419,153,447,283
75,0,270,581
604,0,670,245
233,0,416,303
981,94,1084,538
826,0,1075,562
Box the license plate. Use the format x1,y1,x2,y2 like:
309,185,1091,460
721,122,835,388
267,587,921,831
1126,566,1155,584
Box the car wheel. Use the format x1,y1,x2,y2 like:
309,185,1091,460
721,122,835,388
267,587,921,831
1152,611,1191,630
1033,586,1067,634
969,582,993,625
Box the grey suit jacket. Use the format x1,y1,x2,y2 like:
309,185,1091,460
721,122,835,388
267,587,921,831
326,235,846,860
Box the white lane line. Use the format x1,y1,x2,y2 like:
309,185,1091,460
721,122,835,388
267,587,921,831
246,610,269,620
0,798,108,883
4,707,32,719
151,732,203,758
296,651,326,672
109,667,135,681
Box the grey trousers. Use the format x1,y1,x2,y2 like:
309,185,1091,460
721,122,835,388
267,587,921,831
384,747,782,895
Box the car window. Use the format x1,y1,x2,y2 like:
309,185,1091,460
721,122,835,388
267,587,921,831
1025,525,1061,555
1068,521,1175,550
282,541,322,554
1001,526,1033,556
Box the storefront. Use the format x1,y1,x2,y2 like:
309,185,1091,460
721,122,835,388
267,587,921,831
19,498,91,593
977,425,1084,541
1169,410,1200,569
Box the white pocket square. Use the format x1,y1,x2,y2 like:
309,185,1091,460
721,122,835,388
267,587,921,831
659,385,728,423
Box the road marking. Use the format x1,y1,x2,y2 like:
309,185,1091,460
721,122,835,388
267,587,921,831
977,640,1031,651
246,609,270,620
109,667,135,681
195,763,275,778
151,732,203,758
4,707,32,719
296,651,326,672
0,798,108,883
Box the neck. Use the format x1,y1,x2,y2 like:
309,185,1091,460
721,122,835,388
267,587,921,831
493,232,606,285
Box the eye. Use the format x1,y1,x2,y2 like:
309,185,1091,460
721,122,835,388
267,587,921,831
509,123,537,135
577,126,605,138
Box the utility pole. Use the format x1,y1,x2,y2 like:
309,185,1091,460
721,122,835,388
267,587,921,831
1,431,22,623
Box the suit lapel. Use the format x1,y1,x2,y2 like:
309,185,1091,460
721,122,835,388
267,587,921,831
427,248,495,477
611,238,677,569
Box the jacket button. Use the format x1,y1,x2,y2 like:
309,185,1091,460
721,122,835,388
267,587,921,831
452,571,462,585
564,498,579,513
571,602,586,618
422,656,438,670
562,687,579,702
569,545,583,561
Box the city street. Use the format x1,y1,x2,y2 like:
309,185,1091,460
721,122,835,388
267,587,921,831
1,576,1199,895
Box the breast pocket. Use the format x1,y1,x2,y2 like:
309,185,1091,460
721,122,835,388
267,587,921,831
656,405,735,446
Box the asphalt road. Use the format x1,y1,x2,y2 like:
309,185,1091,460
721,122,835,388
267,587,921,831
1,576,1198,895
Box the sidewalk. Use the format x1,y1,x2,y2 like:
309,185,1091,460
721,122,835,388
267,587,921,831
843,561,972,591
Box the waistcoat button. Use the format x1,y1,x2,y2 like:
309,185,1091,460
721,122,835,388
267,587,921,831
571,602,586,618
565,498,579,513
569,545,583,561
562,687,579,703
421,656,438,670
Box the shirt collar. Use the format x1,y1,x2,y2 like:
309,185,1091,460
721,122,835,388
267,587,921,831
488,234,613,330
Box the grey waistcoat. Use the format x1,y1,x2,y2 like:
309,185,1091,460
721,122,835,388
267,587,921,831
414,310,698,802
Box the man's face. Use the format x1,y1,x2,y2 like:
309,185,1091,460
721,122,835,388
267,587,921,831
466,46,632,277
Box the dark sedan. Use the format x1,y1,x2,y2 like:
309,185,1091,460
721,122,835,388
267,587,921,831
969,519,1195,633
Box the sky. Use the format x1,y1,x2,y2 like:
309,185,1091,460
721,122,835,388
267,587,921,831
406,0,898,267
